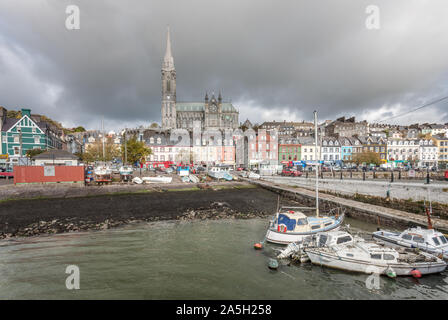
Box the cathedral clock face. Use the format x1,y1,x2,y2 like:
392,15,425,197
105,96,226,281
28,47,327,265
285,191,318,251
210,104,217,112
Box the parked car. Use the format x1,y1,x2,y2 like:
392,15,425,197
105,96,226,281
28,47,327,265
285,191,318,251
281,168,302,177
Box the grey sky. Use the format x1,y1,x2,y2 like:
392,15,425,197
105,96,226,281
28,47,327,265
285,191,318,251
1,0,448,131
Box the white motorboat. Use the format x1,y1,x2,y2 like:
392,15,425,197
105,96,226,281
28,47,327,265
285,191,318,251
264,111,345,245
305,231,447,276
373,227,448,260
119,166,133,175
141,176,172,184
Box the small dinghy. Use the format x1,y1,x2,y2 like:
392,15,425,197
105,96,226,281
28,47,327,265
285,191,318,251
305,231,447,276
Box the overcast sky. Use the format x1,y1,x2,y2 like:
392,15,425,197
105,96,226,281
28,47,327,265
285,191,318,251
1,0,448,131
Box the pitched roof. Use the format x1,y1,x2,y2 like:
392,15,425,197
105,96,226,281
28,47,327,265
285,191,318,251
33,149,79,160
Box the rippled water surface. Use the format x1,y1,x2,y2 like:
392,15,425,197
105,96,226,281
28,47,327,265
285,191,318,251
0,218,447,299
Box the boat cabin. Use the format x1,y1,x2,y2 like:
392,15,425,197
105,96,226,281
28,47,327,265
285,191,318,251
316,231,354,247
276,208,335,233
399,227,448,248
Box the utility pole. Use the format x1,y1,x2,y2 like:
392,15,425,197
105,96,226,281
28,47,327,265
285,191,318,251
102,118,105,164
124,128,127,165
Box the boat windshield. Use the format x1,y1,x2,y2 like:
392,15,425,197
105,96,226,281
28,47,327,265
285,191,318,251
402,234,412,240
336,236,352,244
297,218,308,225
413,236,425,243
433,237,441,246
440,236,448,244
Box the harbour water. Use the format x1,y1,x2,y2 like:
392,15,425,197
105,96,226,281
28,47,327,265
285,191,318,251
0,218,447,299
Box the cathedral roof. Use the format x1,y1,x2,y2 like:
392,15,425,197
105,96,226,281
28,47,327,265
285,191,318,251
176,102,238,113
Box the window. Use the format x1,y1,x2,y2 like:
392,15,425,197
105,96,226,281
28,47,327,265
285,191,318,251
413,236,424,243
34,136,40,144
1,136,6,143
14,135,19,143
383,254,395,260
402,234,412,240
346,253,354,257
336,236,352,244
370,254,381,259
432,237,441,246
311,225,321,230
440,236,447,244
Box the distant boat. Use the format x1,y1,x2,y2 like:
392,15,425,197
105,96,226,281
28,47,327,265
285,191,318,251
119,166,133,175
141,176,172,184
208,166,233,181
189,174,199,183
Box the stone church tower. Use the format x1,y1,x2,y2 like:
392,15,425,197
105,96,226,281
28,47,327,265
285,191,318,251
161,27,176,129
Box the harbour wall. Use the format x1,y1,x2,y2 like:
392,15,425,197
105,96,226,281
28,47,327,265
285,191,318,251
261,176,448,204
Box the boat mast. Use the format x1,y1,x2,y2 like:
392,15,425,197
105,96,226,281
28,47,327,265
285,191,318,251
102,117,106,164
314,111,319,218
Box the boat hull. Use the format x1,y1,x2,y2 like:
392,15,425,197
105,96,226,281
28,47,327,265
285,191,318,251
306,249,447,276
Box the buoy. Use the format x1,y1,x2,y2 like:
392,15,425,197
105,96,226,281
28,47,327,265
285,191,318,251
268,258,279,270
411,269,422,278
386,267,396,278
254,243,263,250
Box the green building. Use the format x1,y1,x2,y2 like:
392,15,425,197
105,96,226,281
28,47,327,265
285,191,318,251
0,107,63,166
278,138,301,165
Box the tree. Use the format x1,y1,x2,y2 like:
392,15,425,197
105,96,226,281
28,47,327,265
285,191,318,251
82,137,120,163
121,135,152,165
26,148,44,158
149,123,160,129
73,126,86,132
352,151,381,166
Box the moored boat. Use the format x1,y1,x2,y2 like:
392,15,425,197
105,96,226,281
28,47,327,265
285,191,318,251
142,176,172,183
305,231,447,276
373,227,448,260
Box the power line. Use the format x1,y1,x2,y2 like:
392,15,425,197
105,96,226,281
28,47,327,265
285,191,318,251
376,94,448,123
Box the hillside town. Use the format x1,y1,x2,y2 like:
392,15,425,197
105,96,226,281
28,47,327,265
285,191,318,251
1,27,447,175
1,106,447,175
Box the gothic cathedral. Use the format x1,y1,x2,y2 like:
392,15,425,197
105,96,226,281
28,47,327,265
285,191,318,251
161,27,239,130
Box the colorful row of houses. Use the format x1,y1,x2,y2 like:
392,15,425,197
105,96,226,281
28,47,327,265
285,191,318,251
126,126,448,169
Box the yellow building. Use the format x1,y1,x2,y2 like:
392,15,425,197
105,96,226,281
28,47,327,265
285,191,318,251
432,134,448,168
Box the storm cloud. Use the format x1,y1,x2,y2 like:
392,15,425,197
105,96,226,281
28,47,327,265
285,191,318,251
1,0,448,130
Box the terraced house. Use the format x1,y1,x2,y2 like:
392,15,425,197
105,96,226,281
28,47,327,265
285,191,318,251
278,138,301,164
0,108,63,165
433,134,448,168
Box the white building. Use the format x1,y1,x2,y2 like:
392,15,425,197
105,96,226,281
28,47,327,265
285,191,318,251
299,137,321,162
418,139,438,167
321,137,341,163
387,138,419,165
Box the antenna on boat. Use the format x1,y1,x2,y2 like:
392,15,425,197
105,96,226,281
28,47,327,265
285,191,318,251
426,188,433,229
276,194,280,213
314,110,319,218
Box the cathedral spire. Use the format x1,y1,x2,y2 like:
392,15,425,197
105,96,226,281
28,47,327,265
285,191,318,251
163,26,175,71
